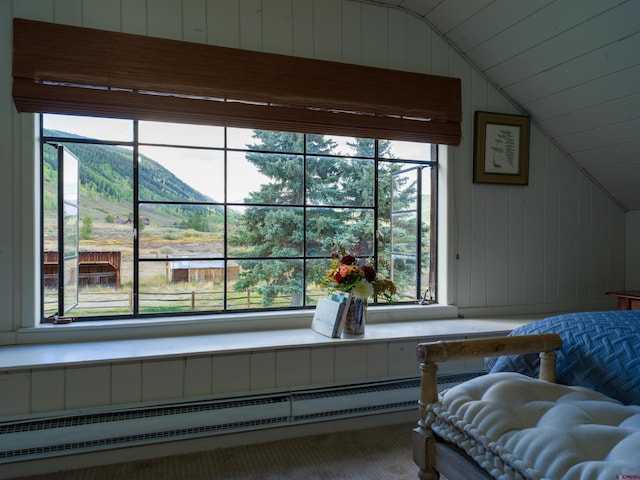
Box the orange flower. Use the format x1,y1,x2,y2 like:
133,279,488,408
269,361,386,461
338,265,352,278
320,248,396,302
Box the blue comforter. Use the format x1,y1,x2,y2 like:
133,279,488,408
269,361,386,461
486,310,640,405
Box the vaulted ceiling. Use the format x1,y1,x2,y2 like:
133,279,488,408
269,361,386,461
370,0,640,211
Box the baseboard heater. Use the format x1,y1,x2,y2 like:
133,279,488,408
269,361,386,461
0,371,484,464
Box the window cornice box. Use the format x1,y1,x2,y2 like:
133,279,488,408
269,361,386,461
12,18,462,145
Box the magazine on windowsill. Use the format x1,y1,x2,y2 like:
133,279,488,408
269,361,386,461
311,293,351,338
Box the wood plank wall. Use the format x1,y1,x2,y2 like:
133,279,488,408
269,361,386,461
0,0,625,417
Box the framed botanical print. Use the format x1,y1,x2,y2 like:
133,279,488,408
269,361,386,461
473,111,530,185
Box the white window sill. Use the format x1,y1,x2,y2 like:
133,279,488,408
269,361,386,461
11,303,460,344
0,305,549,371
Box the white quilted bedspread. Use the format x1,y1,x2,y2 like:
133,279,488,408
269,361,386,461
429,372,640,480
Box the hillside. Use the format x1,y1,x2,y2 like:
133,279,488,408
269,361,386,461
43,129,213,205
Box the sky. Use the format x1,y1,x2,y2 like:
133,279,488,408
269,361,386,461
43,114,431,203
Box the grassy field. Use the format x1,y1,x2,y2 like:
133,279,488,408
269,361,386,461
44,211,326,318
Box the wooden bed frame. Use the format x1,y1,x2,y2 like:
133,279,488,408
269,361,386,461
412,333,563,480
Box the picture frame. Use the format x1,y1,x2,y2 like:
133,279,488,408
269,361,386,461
473,111,530,185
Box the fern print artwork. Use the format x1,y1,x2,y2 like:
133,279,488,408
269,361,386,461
484,123,520,174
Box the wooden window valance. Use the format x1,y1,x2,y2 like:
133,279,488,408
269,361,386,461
12,18,461,145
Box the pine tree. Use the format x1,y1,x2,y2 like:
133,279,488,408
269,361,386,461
229,131,414,307
229,131,333,306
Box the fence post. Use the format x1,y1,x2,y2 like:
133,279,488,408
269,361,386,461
129,290,133,312
191,291,195,310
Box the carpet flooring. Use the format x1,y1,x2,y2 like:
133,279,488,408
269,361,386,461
13,422,421,480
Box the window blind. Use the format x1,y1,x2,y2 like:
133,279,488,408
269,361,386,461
12,18,461,145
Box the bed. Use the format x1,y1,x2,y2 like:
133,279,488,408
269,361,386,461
412,311,640,480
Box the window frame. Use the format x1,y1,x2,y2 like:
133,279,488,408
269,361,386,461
39,115,439,323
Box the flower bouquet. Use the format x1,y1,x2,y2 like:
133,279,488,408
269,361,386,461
319,247,396,336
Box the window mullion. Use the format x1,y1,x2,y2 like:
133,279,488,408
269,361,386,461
133,121,140,316
416,167,423,301
56,144,64,314
373,140,379,273
223,127,229,311
302,134,308,306
429,144,439,303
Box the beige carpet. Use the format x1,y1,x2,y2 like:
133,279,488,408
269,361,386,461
14,423,420,480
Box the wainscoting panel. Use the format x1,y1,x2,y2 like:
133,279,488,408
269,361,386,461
184,355,214,398
111,361,143,405
334,343,369,382
365,342,390,378
0,371,30,417
310,346,336,385
250,350,277,391
275,348,312,388
31,367,65,413
212,352,252,395
388,340,420,377
65,364,111,409
142,358,184,402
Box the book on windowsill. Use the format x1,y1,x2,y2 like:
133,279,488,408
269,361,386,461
311,293,351,338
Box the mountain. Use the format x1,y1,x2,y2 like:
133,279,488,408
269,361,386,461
43,129,213,204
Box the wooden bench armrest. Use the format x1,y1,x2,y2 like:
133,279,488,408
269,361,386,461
416,333,562,405
417,333,562,382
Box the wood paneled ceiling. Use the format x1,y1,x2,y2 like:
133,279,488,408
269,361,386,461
369,0,640,211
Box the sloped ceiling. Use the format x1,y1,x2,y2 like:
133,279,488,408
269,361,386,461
370,0,640,211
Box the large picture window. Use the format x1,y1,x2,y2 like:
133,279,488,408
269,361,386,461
41,114,437,321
